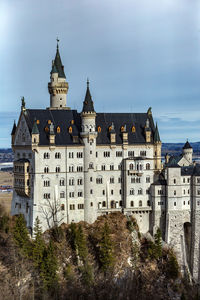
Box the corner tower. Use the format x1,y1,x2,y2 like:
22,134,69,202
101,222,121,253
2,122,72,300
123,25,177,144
48,40,69,109
80,80,97,223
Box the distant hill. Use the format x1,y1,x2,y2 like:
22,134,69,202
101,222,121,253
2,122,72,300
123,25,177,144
162,142,200,156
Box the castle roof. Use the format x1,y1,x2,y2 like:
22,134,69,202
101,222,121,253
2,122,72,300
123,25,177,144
183,141,192,150
51,44,66,78
82,80,95,113
23,109,158,146
154,123,161,143
11,121,16,135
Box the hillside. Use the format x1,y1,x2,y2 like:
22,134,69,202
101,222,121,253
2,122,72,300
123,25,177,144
0,209,197,300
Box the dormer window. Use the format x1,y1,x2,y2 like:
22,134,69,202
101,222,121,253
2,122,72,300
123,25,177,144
71,120,74,125
36,120,40,124
48,120,51,125
109,126,112,132
57,126,61,133
98,126,101,133
45,126,49,133
121,126,125,132
69,126,72,134
132,126,136,133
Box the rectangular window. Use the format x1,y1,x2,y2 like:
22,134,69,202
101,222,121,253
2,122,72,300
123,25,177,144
128,151,134,157
78,204,84,209
116,151,122,157
70,204,75,210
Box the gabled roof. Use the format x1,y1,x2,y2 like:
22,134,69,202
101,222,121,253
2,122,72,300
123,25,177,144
82,80,95,113
166,155,183,167
51,45,66,78
183,141,192,150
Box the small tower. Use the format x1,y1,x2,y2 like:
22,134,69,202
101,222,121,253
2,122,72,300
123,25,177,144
154,122,162,171
80,80,97,223
31,118,40,146
182,141,193,164
48,40,69,109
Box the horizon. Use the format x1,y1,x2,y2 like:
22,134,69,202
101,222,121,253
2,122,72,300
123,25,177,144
1,0,200,147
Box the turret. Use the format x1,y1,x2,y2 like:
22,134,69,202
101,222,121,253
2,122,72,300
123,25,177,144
182,141,193,164
48,40,69,109
154,122,162,171
80,80,97,223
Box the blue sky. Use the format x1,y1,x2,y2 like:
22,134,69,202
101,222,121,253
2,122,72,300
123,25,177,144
1,0,200,147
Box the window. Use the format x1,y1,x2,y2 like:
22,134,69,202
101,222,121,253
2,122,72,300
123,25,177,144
90,177,93,182
60,192,65,198
101,165,106,171
89,162,93,169
69,192,74,198
77,166,83,172
44,152,50,159
119,189,121,194
198,190,200,195
102,201,106,207
146,163,150,170
78,204,84,209
90,189,93,194
97,126,101,133
60,179,65,186
69,152,74,158
44,180,50,187
104,151,110,157
183,201,185,205
116,151,122,157
140,151,146,156
136,178,140,183
77,178,83,185
77,152,83,158
90,202,93,207
146,189,150,194
197,178,200,184
174,190,176,195
61,204,65,211
146,176,150,183
44,167,49,173
118,177,122,183
70,204,75,210
183,190,185,195
78,191,83,197
130,163,134,170
131,126,136,133
130,201,134,207
110,177,114,184
102,190,105,195
68,126,72,133
147,200,150,206
69,178,74,186
110,164,114,171
55,152,61,159
130,188,134,195
174,202,176,206
158,190,163,195
174,179,176,184
90,151,92,154
128,151,134,157
57,126,61,133
69,166,74,172
111,190,114,195
111,201,115,208
119,201,122,207
118,164,122,170
96,177,103,184
188,190,190,194
139,200,142,207
183,178,185,183
56,166,60,173
44,193,50,199
138,188,142,195
188,178,190,183
131,177,135,183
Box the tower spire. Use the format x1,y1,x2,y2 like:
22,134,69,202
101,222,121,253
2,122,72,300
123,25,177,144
82,79,95,113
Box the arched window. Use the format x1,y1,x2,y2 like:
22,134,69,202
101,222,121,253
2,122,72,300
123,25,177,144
44,152,49,159
69,178,74,186
60,191,65,198
130,188,134,195
102,201,106,207
97,126,101,133
44,167,49,173
130,201,134,207
110,176,114,184
56,166,60,173
139,200,142,207
60,178,65,186
130,163,134,170
111,201,115,208
131,126,136,133
146,163,150,170
138,188,142,195
96,176,103,184
55,152,61,159
89,162,93,169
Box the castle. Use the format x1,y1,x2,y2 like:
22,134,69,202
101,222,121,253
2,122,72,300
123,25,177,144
11,43,200,281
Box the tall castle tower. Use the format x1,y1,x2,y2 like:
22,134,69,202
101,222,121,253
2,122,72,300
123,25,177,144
48,40,69,109
80,80,98,223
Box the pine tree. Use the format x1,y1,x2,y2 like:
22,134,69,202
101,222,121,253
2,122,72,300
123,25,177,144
98,222,115,273
154,228,162,259
167,251,180,279
13,214,32,257
40,240,58,290
32,217,46,268
76,224,88,263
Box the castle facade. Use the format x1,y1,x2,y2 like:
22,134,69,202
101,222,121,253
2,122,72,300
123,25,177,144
11,43,200,281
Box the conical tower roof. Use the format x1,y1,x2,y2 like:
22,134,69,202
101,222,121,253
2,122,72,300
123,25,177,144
183,141,192,149
154,123,161,142
51,41,66,78
82,80,95,113
11,121,16,135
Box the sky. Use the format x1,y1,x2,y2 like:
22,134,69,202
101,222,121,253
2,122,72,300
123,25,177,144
1,0,200,147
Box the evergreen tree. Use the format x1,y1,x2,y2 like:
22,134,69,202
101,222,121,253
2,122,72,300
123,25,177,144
167,251,180,279
76,224,88,263
69,222,77,251
98,222,115,273
154,228,162,259
13,214,32,257
32,217,46,268
40,240,58,290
